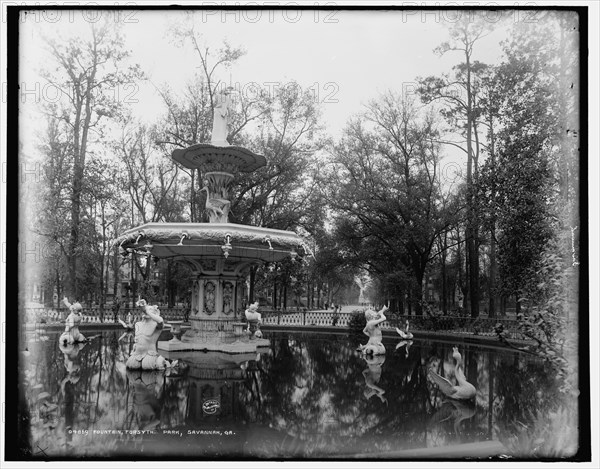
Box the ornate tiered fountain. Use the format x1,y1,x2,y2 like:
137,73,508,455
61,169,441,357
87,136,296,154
116,89,306,354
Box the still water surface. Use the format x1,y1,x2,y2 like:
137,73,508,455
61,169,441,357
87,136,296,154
19,329,563,459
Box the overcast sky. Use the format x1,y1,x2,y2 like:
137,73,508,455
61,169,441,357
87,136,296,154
18,7,527,188
121,9,510,138
20,8,514,138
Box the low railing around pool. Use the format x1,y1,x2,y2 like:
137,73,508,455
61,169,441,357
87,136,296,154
21,306,557,343
259,310,538,341
22,306,190,325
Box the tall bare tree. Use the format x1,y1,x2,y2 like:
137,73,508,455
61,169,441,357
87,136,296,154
43,19,142,297
418,15,496,317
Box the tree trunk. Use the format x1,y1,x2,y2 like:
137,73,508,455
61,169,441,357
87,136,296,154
190,168,196,222
441,233,448,315
488,352,494,439
99,211,106,317
249,266,256,302
317,285,321,309
488,228,497,318
69,168,82,298
55,266,61,314
456,227,465,311
112,246,120,304
465,44,479,319
413,279,424,316
166,260,174,307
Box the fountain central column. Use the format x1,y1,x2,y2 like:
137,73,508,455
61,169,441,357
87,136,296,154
117,87,304,355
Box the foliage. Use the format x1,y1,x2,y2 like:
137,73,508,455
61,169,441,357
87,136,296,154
231,82,325,231
347,310,366,336
502,404,579,458
327,94,457,314
496,239,577,396
417,15,499,318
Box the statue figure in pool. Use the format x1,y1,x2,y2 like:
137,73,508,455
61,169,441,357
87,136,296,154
60,297,86,345
126,299,172,370
244,301,263,339
358,304,388,356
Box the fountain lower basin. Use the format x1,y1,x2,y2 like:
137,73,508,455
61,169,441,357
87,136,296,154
116,222,306,354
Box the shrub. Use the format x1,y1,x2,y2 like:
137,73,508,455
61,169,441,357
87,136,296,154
347,310,366,335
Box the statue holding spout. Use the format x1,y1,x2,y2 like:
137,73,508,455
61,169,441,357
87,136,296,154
244,302,263,339
357,305,388,355
60,297,86,345
126,299,169,370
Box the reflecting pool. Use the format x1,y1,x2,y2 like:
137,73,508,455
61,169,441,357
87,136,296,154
17,329,575,460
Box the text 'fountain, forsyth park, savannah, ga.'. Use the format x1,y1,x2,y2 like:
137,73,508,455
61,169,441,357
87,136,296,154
115,87,310,356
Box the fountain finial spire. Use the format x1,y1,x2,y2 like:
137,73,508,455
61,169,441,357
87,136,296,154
211,87,234,147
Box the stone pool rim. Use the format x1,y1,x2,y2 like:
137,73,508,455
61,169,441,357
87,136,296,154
25,322,534,351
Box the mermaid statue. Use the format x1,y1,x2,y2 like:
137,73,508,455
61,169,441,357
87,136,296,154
244,301,263,339
126,299,170,370
60,297,87,345
357,304,388,355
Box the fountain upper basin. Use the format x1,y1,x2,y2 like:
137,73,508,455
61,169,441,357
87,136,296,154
116,222,305,264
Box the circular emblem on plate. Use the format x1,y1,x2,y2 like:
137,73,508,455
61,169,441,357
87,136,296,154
202,398,220,415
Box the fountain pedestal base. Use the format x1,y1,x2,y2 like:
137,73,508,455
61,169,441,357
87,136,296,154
158,319,269,353
158,337,270,354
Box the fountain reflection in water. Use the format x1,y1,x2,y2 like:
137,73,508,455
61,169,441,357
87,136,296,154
18,330,574,459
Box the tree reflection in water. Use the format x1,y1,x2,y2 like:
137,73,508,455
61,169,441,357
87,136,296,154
18,330,573,459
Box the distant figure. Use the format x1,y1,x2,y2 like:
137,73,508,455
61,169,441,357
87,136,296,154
112,300,121,323
60,297,86,345
211,88,233,147
183,301,191,322
332,304,340,326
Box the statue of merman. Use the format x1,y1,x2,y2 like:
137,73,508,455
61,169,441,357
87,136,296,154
60,297,87,345
358,304,388,356
126,299,171,370
244,302,263,339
